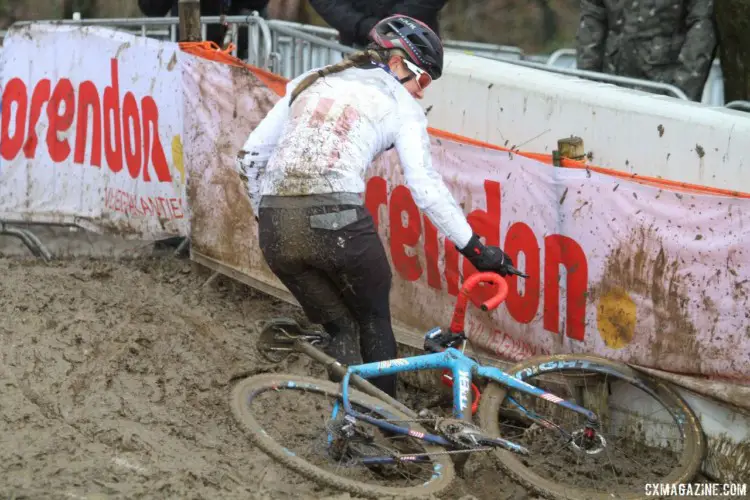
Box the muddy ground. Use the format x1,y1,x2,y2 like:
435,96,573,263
0,255,537,500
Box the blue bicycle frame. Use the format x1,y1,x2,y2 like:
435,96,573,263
332,347,599,464
327,272,600,465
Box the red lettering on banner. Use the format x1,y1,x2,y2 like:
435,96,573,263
365,176,388,227
504,222,541,324
423,217,442,289
103,61,123,173
104,188,184,220
364,176,589,342
75,81,102,167
390,185,423,281
543,235,588,341
25,79,51,159
0,59,172,183
0,79,28,160
47,79,75,162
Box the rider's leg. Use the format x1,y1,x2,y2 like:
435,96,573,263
322,208,399,397
258,206,362,366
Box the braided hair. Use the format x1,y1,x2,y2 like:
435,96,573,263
288,46,405,105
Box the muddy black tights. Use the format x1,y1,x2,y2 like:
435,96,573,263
322,313,397,398
258,201,399,398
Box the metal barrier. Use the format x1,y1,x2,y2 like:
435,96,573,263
504,57,690,100
266,20,353,79
725,100,750,112
254,24,690,100
8,16,738,105
442,40,524,61
12,14,274,69
0,222,53,261
545,47,727,105
547,48,576,68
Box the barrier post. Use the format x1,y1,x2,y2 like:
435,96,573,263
557,136,586,163
178,0,202,41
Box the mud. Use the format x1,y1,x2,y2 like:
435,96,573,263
0,256,537,500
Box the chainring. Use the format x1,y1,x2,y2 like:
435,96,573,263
435,418,487,449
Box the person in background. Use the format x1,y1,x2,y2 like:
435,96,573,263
308,0,448,48
137,0,270,59
576,0,717,102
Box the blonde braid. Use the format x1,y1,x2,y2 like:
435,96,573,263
288,48,396,105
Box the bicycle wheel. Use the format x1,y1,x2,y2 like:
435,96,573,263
231,374,455,498
477,354,705,500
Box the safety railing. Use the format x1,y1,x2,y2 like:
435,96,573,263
725,100,750,112
479,56,690,100
0,221,53,261
266,20,352,79
442,39,524,61
256,24,690,100
545,47,727,106
9,15,735,105
546,48,576,68
12,14,273,69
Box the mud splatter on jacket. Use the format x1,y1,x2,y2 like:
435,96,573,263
236,65,473,248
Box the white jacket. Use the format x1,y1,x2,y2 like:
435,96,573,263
237,64,473,248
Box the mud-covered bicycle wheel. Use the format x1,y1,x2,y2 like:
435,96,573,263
231,374,455,498
477,354,705,500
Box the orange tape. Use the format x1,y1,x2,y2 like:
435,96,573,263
178,43,750,199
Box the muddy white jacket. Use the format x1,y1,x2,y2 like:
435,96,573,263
237,64,473,248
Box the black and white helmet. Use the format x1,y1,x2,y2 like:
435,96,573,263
369,14,444,81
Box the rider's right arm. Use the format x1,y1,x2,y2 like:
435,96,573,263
393,107,474,250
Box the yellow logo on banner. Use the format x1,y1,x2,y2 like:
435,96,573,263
596,287,637,349
172,134,186,185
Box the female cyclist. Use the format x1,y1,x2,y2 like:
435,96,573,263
237,15,513,397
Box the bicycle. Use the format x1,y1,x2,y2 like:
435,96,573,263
232,269,705,499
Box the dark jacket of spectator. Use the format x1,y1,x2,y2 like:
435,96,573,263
308,0,448,48
576,0,717,101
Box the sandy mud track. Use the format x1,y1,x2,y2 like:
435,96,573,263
0,257,534,500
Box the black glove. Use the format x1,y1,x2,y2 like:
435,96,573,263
457,234,513,276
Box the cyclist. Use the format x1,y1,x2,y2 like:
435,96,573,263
236,15,513,397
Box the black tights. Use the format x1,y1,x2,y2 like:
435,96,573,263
258,202,398,396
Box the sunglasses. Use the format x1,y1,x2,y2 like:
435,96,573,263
401,58,432,90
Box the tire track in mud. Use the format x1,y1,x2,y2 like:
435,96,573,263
0,257,530,500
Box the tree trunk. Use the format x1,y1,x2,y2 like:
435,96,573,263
715,0,750,101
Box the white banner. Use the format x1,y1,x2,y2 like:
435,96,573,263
181,50,750,386
0,24,188,239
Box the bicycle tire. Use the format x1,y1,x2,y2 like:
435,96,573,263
231,373,456,499
477,354,705,500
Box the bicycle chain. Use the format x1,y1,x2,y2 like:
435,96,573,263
390,446,494,460
375,417,495,460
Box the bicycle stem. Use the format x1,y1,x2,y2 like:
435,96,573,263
294,340,419,418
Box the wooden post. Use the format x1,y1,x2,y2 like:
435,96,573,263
178,0,202,42
557,136,586,163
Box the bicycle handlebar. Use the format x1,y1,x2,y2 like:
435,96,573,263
448,267,528,334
